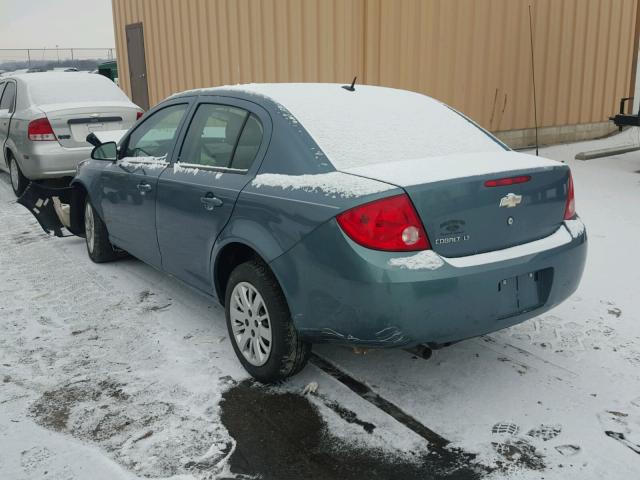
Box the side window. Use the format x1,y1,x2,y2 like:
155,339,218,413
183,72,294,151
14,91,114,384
0,82,16,112
123,103,188,158
231,114,263,170
179,104,247,168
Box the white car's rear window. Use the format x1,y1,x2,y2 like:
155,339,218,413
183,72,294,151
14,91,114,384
236,83,505,169
27,73,130,105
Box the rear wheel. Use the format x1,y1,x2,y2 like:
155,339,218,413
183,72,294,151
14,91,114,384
225,258,311,383
8,154,28,197
84,199,117,263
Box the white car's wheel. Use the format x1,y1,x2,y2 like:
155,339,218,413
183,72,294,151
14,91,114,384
9,155,28,197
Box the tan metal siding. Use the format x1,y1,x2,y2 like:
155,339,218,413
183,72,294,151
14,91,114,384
112,0,638,133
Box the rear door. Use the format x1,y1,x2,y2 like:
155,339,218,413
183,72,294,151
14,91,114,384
156,97,269,293
99,100,190,267
0,81,16,169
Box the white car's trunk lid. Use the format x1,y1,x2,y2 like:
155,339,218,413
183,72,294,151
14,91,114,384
39,101,138,148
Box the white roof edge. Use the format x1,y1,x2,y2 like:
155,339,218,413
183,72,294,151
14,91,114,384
9,71,99,82
170,82,442,102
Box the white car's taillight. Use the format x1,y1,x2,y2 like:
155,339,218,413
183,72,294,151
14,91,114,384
28,117,57,141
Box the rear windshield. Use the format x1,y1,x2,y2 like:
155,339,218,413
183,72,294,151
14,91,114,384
27,74,129,105
240,84,506,169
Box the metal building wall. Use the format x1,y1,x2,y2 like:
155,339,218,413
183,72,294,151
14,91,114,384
113,0,365,107
112,0,639,135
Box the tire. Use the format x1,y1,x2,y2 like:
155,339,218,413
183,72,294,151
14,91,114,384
84,198,117,263
225,257,311,383
8,154,28,197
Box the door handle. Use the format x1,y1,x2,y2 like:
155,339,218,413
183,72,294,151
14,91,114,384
137,182,152,194
201,193,223,211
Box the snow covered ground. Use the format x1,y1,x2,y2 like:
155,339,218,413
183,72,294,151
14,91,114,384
1,130,639,479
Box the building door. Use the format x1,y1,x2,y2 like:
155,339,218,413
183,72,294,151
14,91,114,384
125,22,150,110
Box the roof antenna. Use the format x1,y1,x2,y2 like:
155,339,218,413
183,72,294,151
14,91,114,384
342,76,357,92
528,4,539,156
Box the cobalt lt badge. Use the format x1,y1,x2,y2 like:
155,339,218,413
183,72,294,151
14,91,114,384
499,193,523,208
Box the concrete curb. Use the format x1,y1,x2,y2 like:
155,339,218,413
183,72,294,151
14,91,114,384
575,144,640,160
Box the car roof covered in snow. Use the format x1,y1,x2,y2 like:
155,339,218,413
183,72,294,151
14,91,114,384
9,72,134,109
10,71,106,84
172,83,507,169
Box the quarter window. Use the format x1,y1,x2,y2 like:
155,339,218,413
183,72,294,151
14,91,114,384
179,104,248,168
123,103,188,158
0,82,16,112
231,114,263,170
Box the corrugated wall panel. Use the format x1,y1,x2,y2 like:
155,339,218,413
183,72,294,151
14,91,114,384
112,0,639,132
363,0,638,131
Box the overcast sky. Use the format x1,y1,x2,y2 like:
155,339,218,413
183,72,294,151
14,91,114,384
1,0,115,49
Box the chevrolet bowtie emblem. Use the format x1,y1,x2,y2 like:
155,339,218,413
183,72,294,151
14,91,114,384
499,193,523,208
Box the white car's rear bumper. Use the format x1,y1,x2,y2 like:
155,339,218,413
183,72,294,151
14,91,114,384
17,142,91,179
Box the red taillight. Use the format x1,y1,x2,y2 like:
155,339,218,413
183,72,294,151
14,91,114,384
336,194,430,251
28,117,56,141
564,171,576,220
484,175,531,187
136,111,144,120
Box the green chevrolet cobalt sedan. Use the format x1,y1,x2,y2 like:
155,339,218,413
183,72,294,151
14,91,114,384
19,83,587,382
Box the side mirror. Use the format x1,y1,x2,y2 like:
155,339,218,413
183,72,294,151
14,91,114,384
91,142,117,161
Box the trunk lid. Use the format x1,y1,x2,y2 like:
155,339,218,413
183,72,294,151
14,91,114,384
344,151,569,257
38,101,138,148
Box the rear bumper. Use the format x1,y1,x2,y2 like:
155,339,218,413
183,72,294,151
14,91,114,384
16,142,91,179
270,219,587,347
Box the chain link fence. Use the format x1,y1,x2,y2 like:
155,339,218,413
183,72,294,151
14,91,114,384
0,48,116,73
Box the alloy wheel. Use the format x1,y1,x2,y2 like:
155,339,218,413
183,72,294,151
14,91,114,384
230,281,272,366
84,202,95,254
9,159,19,192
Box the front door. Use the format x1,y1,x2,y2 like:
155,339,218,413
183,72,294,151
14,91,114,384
125,22,150,111
99,102,190,267
0,81,16,169
157,100,267,293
